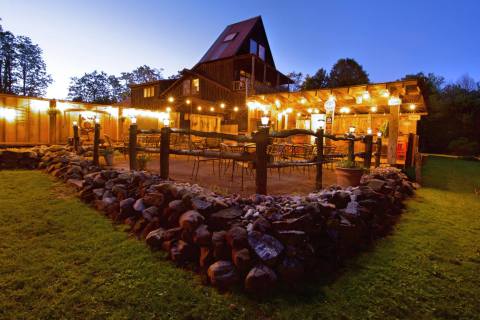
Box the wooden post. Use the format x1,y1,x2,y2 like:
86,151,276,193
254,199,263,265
255,126,269,195
375,137,382,167
405,133,415,168
93,121,100,166
387,104,400,165
128,123,138,170
73,123,80,153
364,134,373,169
160,126,170,179
315,128,324,190
48,100,57,144
347,135,355,163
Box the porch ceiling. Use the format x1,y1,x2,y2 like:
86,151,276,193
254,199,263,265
249,79,427,115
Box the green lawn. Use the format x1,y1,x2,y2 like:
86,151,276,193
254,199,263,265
1,157,480,319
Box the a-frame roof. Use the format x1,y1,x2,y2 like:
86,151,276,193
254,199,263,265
198,16,274,66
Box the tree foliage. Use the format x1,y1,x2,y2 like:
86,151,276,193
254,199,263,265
328,58,370,87
0,20,52,96
67,66,164,103
286,71,304,91
301,68,329,90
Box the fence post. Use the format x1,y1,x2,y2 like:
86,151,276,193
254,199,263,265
254,126,269,195
93,120,100,166
364,134,373,169
73,122,80,153
375,137,382,167
129,123,138,170
405,133,415,168
347,135,355,163
160,126,170,180
315,128,324,190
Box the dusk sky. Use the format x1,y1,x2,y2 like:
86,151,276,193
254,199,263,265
1,0,479,99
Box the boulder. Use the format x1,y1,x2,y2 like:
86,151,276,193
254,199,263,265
143,192,165,207
170,240,194,265
142,206,159,221
276,230,307,246
193,224,211,246
179,210,204,233
208,207,242,230
244,264,277,293
199,247,214,269
207,261,238,289
277,257,304,283
232,248,252,272
226,226,248,249
145,228,165,249
133,198,146,212
367,179,387,192
248,231,284,266
212,231,230,260
329,191,351,209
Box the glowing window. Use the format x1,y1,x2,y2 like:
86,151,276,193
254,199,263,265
192,78,200,94
143,86,154,98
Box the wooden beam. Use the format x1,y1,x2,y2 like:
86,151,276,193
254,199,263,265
387,104,400,165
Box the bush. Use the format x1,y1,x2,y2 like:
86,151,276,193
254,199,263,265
447,137,479,156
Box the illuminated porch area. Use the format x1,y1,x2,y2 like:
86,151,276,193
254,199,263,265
246,79,427,165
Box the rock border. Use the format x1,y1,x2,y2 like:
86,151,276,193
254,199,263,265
0,146,418,294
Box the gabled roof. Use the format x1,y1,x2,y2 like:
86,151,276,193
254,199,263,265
198,16,264,64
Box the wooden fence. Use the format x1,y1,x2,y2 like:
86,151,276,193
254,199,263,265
126,124,383,194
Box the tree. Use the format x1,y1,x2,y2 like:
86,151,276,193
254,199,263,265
15,36,52,96
456,74,477,91
67,71,115,103
328,58,369,87
301,68,329,90
286,71,304,91
116,65,164,101
0,30,17,94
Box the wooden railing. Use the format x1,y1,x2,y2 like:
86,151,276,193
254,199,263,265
127,125,383,195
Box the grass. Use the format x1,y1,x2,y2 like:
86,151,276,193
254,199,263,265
1,156,480,319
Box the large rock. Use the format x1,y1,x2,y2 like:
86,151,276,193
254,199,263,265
329,191,351,209
179,210,204,233
212,231,230,260
208,207,242,230
143,192,165,207
248,231,284,266
226,226,248,249
232,248,252,272
367,179,387,192
244,264,277,293
207,261,238,289
276,230,307,246
170,240,195,265
145,228,165,249
277,257,304,283
193,224,211,246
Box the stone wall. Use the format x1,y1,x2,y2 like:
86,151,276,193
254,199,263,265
0,146,417,294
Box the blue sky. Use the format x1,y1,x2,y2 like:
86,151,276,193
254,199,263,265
1,0,479,98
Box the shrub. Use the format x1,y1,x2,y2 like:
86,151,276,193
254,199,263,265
447,137,479,156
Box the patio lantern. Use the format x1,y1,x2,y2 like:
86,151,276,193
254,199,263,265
186,99,191,105
131,116,137,124
166,106,172,112
349,126,356,134
409,104,416,111
377,131,382,138
73,121,78,126
261,114,270,126
367,128,373,135
168,96,174,103
307,108,313,113
233,106,239,112
319,119,326,129
163,118,170,127
220,103,225,109
370,106,378,113
95,117,100,124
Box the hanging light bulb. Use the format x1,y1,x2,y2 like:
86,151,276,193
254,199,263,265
370,106,378,113
166,106,172,112
168,96,174,103
186,99,191,105
197,106,202,111
73,121,78,126
220,103,225,109
409,104,416,111
233,106,239,112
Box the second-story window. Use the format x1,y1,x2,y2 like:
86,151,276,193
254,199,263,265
143,86,154,98
250,39,258,55
192,78,200,94
259,44,265,61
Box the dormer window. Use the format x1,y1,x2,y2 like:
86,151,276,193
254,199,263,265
143,86,154,98
223,32,237,42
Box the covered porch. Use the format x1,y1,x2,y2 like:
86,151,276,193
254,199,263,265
246,79,427,165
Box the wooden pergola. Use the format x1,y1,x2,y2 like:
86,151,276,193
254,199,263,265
247,79,427,165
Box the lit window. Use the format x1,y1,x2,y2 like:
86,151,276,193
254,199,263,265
143,86,154,98
250,39,258,55
259,44,265,60
192,78,199,94
223,32,237,42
